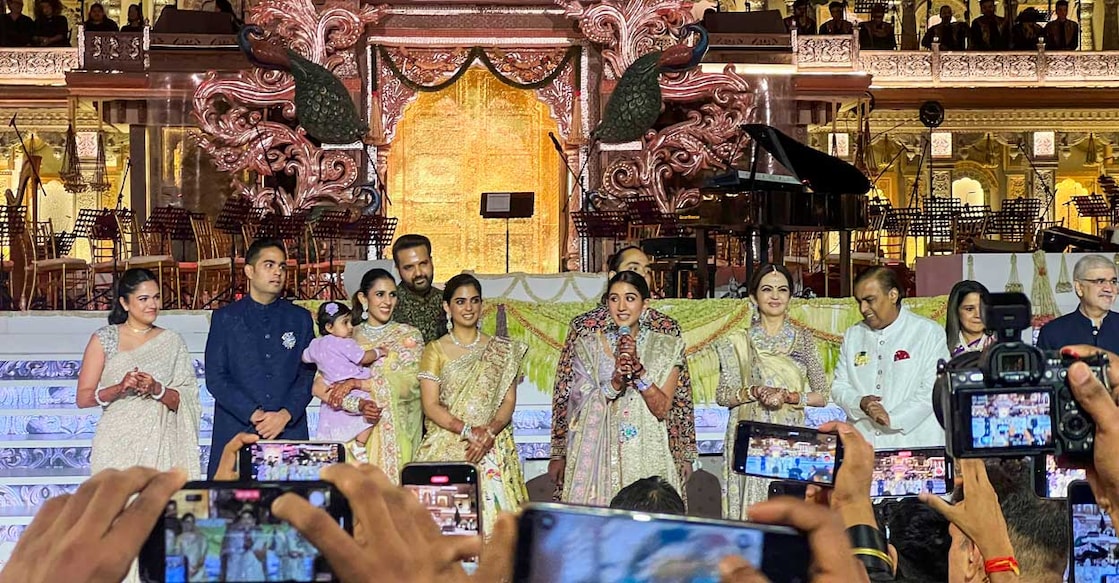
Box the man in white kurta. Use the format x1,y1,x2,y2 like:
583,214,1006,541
832,268,950,448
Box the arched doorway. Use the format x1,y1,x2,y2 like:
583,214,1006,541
386,68,562,277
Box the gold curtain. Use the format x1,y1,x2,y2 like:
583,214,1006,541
387,69,562,276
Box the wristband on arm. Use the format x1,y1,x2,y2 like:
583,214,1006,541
847,524,894,580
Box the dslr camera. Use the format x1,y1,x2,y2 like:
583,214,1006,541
933,292,1108,461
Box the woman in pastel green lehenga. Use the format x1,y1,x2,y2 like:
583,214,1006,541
714,263,830,518
313,268,423,482
413,274,529,535
561,271,685,507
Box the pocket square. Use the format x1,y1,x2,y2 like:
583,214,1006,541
894,350,910,362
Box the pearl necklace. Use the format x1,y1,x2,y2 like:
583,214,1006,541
450,328,481,349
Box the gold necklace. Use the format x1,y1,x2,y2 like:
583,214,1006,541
126,322,153,334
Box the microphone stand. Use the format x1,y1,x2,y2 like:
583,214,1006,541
548,132,593,211
1018,142,1057,226
9,115,51,226
906,136,928,208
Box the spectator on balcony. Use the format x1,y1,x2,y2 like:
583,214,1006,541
1010,7,1043,49
0,0,35,47
784,0,818,35
31,0,67,46
119,4,143,32
922,5,968,50
819,1,855,34
970,0,1009,50
858,4,896,50
215,0,243,33
83,3,117,33
1044,0,1079,50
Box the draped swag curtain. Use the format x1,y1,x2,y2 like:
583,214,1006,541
371,45,581,93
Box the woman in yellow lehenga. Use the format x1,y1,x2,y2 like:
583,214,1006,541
715,263,829,518
413,273,529,534
562,271,685,507
313,268,424,483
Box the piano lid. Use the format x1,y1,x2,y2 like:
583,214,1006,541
740,124,872,194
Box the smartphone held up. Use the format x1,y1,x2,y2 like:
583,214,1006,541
733,421,843,485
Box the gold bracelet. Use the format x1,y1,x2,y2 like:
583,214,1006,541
852,547,894,568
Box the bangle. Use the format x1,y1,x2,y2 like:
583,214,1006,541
341,394,362,413
460,424,472,440
634,377,652,393
984,557,1020,576
847,525,894,577
150,383,166,401
485,427,497,439
94,386,111,407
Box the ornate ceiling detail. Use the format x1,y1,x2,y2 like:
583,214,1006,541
554,0,692,79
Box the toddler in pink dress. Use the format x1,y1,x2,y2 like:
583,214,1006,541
302,302,382,458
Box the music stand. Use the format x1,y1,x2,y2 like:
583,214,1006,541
625,195,679,235
202,197,254,309
308,209,351,299
480,192,534,273
344,215,398,260
146,207,192,261
74,208,122,306
1072,194,1112,235
255,211,309,298
0,206,26,310
572,210,629,241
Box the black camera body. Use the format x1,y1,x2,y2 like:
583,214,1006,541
933,292,1108,460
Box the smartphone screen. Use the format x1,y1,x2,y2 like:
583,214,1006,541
871,448,951,498
1036,454,1087,498
733,421,842,485
400,462,481,537
968,390,1053,450
514,503,810,583
139,481,350,583
1070,480,1119,583
240,441,345,481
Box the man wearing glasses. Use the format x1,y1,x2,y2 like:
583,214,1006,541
1036,254,1119,353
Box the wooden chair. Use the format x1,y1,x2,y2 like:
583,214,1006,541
922,197,962,256
20,220,91,310
191,214,242,309
305,219,350,300
125,213,185,309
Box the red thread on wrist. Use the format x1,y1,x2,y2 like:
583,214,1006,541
984,557,1019,576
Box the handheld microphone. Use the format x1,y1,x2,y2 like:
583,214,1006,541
618,325,633,383
548,131,564,154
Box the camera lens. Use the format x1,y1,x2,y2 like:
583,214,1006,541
540,514,555,530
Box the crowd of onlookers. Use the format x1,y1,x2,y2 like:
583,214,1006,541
0,0,244,47
787,0,1082,51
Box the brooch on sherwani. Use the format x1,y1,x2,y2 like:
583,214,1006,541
282,332,296,350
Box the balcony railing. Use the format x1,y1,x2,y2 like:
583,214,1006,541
796,34,1119,86
0,47,78,84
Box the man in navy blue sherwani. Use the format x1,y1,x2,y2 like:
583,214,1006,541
205,238,314,478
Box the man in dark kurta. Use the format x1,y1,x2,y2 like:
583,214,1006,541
205,239,314,478
390,234,446,343
548,246,699,501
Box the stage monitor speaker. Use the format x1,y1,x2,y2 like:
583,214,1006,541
1039,226,1107,253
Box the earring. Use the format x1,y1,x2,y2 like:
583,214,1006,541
360,302,369,321
446,320,453,332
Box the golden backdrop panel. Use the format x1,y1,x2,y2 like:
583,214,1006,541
387,68,562,277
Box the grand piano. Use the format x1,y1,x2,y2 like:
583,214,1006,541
676,124,872,297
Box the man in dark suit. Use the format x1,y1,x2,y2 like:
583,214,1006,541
205,238,314,478
1043,0,1079,50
